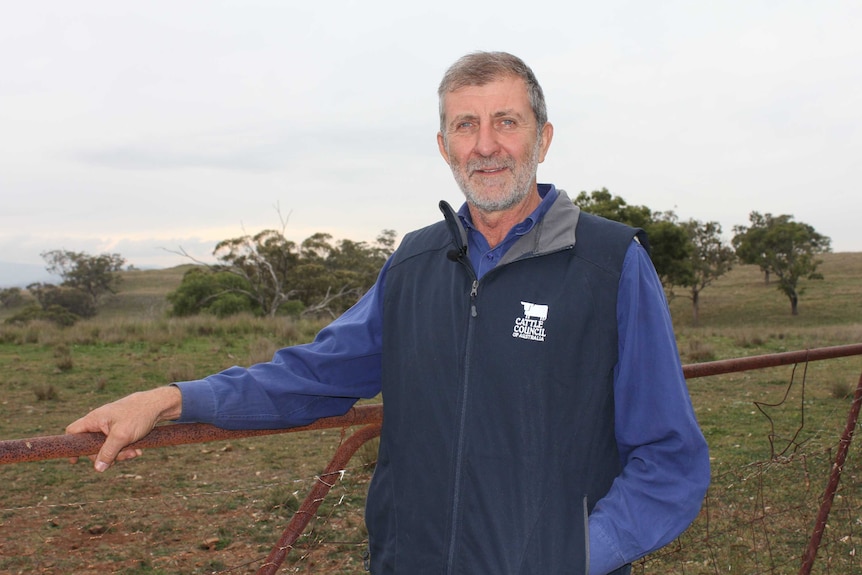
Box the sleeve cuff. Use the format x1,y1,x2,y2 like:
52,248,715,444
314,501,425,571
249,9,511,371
172,380,215,423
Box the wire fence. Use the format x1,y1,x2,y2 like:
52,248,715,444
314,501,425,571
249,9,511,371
2,344,862,574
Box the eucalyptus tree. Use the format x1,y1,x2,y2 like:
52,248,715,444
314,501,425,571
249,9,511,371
171,227,397,319
681,220,735,324
573,189,692,291
40,250,126,305
732,212,830,315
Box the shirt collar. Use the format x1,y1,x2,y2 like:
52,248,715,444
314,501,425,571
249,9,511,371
456,183,558,236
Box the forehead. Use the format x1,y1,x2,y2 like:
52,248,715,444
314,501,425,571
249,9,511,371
443,75,532,119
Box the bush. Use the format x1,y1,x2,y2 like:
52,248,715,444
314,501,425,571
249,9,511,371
29,284,96,318
0,287,26,309
208,292,255,318
167,269,258,317
686,338,717,363
278,299,306,317
5,305,81,327
34,384,59,401
54,344,74,372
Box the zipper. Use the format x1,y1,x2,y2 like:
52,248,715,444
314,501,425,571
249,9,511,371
469,279,479,317
445,265,479,574
436,199,573,572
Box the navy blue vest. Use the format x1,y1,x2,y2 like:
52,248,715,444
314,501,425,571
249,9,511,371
366,211,639,575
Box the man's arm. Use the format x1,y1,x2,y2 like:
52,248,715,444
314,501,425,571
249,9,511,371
66,258,391,471
174,272,386,430
587,241,711,575
66,385,182,472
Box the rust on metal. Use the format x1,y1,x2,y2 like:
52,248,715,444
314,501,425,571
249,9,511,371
798,369,862,575
0,403,383,465
257,422,382,575
682,343,862,379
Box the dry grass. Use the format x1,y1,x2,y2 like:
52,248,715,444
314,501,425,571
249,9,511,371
1,254,861,573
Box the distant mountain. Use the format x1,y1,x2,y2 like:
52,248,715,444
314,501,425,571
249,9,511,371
0,261,57,288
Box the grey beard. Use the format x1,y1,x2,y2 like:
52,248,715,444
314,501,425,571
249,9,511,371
451,143,541,214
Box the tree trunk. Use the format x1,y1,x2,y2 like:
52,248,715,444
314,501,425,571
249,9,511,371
691,289,700,325
790,292,799,316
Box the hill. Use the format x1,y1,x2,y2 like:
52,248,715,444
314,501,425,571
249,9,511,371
97,264,197,319
3,254,861,329
106,252,862,328
668,251,862,329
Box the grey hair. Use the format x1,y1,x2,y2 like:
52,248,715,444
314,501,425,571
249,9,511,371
437,51,548,135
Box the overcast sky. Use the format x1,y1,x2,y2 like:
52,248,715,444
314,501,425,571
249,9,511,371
2,1,860,276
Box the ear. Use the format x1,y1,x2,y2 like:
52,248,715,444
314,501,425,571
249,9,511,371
537,122,554,163
437,132,451,165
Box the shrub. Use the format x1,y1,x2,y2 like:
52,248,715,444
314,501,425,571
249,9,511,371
29,284,96,318
5,305,81,327
53,344,74,372
686,339,717,363
0,287,26,309
167,269,258,317
830,381,853,399
208,292,255,318
34,384,58,401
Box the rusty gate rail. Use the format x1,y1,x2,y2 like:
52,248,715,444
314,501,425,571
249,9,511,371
0,403,383,465
681,342,862,379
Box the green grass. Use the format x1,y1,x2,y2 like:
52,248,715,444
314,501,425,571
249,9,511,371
1,254,862,573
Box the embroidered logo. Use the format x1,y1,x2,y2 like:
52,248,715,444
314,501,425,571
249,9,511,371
512,301,548,342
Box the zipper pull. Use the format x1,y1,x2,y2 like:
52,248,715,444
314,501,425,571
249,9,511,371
470,280,479,317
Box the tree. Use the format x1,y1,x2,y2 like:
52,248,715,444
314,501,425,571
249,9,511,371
40,250,126,305
732,212,830,315
732,212,785,284
647,212,695,295
573,188,652,228
211,228,301,317
173,224,397,319
291,229,397,318
573,189,692,290
680,220,735,324
28,282,97,318
0,287,25,309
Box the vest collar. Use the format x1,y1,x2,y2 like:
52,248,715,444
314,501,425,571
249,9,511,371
438,189,581,268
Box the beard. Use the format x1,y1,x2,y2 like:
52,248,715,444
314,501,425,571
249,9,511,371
448,139,541,214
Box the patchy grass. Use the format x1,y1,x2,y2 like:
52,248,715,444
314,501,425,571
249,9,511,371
1,254,861,573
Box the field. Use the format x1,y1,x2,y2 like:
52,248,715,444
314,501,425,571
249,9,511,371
1,253,862,574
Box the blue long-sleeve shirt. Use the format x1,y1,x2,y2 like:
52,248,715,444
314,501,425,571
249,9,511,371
176,186,709,575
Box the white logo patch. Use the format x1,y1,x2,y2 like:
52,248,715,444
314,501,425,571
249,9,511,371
512,301,548,342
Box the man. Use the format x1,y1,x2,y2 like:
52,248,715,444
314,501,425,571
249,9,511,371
68,51,710,575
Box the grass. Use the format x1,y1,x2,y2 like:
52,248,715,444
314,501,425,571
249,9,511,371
1,254,861,573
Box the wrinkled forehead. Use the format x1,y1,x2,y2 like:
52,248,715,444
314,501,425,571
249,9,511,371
440,75,531,120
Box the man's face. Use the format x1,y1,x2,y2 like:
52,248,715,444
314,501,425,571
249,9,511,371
437,75,553,214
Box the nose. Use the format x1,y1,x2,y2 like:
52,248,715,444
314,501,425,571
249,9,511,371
474,121,501,157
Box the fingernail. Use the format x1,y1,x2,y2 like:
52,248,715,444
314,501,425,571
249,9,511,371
95,461,109,472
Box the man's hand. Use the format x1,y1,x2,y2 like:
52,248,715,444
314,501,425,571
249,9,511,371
65,386,183,472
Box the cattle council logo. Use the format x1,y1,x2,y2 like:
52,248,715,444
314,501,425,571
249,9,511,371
512,301,548,342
